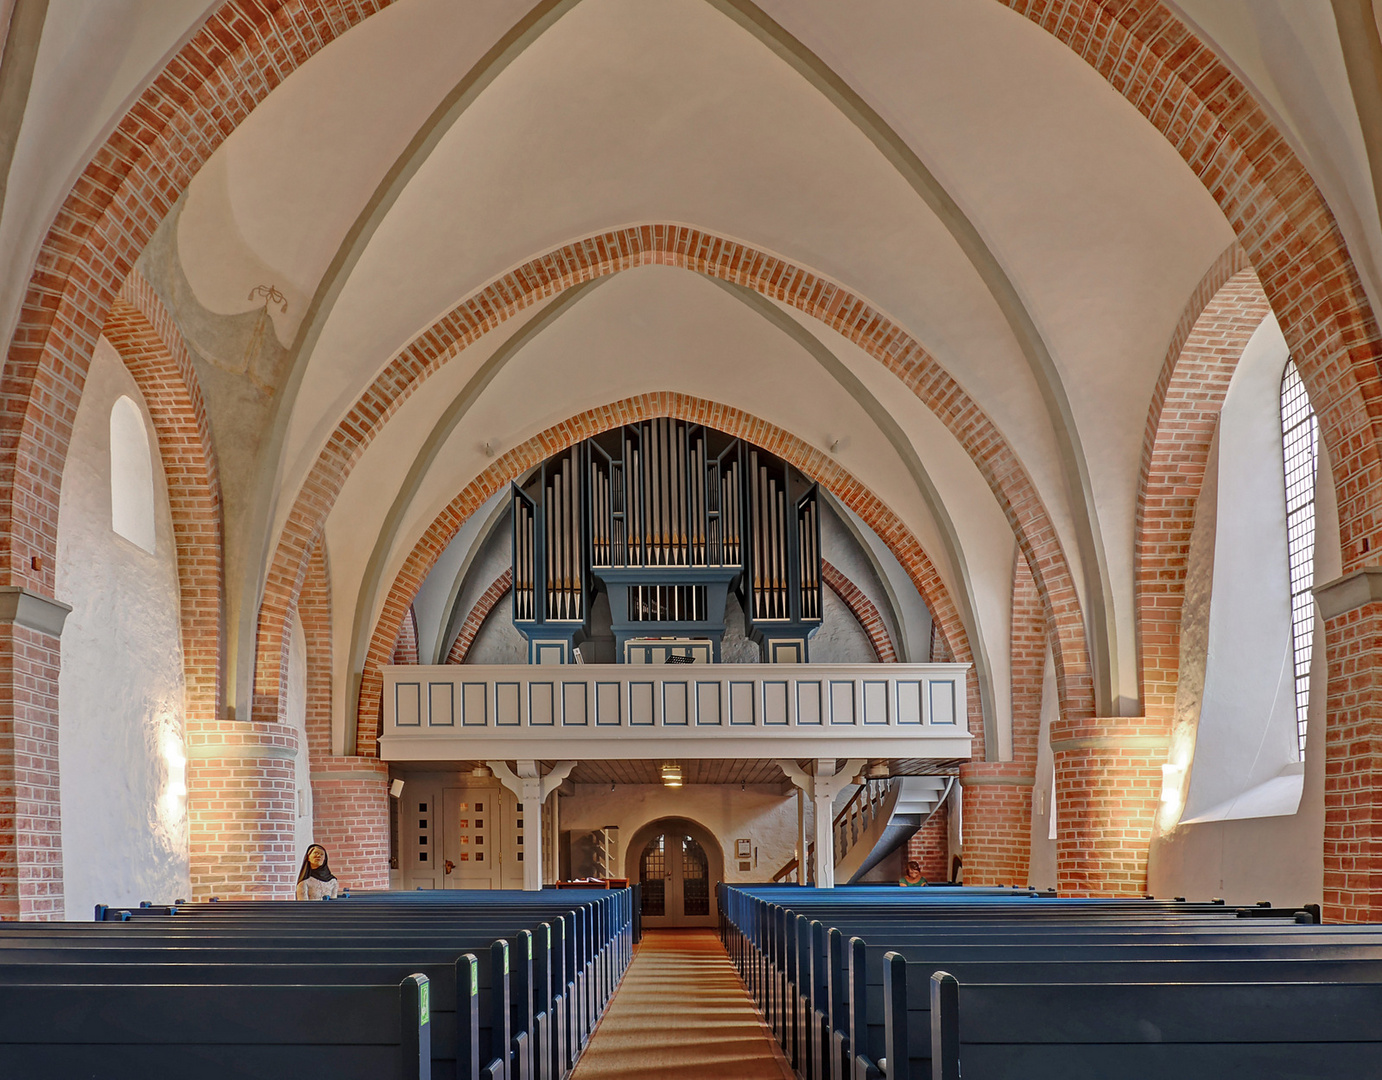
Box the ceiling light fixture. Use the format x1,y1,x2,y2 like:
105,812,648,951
660,763,683,788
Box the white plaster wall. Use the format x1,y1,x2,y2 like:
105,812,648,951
720,595,762,664
287,612,314,860
1181,316,1298,821
810,588,877,663
465,604,527,665
831,497,934,663
441,507,513,662
1146,434,1337,905
819,500,905,656
419,493,507,664
57,336,189,916
560,783,800,884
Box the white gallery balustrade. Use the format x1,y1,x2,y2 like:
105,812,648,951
379,662,973,761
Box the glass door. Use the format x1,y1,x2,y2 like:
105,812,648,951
638,832,716,927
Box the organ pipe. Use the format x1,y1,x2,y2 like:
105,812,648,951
511,418,822,635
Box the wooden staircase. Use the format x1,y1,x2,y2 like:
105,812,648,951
773,774,953,884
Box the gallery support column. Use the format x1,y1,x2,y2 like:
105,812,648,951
491,760,576,890
185,718,299,899
310,756,391,891
1316,568,1382,922
958,761,1035,887
0,588,71,920
1050,715,1169,897
777,758,864,889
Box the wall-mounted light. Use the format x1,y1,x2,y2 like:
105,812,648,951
660,763,682,788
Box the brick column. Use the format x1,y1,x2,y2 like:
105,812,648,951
1050,715,1169,897
959,762,1035,886
185,720,298,900
0,589,71,919
310,756,391,891
906,800,950,882
1316,569,1382,923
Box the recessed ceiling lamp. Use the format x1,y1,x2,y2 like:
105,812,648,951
660,763,683,788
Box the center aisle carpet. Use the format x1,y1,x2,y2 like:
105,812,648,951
570,928,794,1079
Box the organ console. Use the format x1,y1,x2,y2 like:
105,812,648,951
511,418,822,663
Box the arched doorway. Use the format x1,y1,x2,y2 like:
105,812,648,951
624,817,723,929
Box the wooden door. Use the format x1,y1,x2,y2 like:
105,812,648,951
402,783,441,891
442,786,500,889
639,832,716,928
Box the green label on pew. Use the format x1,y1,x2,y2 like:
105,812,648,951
420,982,430,1026
527,935,533,959
469,957,479,997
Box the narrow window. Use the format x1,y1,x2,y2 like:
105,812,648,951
1279,360,1318,756
109,395,156,554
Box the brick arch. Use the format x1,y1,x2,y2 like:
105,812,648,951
297,538,390,889
390,606,419,665
101,272,225,730
958,551,1047,887
1010,0,1382,572
257,225,1094,733
299,542,333,763
0,1,390,600
355,393,986,757
445,568,513,665
101,270,268,898
820,560,898,663
1136,263,1272,723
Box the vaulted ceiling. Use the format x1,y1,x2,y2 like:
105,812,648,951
2,0,1379,757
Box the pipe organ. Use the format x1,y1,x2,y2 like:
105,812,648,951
511,418,822,663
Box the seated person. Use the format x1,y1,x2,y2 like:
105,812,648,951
898,859,927,887
296,844,340,900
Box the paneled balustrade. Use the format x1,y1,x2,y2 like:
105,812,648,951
379,663,973,761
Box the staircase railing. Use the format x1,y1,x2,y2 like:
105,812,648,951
772,777,894,882
834,778,892,862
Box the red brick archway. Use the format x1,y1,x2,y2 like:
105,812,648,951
102,273,225,733
298,540,389,890
103,273,272,901
1,1,390,598
1136,262,1272,722
255,225,1095,735
0,3,390,906
390,607,419,665
1011,1,1382,908
1009,0,1382,569
355,393,985,757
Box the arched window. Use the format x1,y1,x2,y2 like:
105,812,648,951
109,395,156,554
1279,360,1318,757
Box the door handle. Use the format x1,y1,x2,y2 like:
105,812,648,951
445,860,456,875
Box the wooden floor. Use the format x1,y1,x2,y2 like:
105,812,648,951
571,928,794,1079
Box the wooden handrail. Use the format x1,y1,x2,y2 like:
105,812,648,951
773,778,894,882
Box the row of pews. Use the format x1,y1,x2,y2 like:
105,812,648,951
719,883,1382,1079
0,887,636,1080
